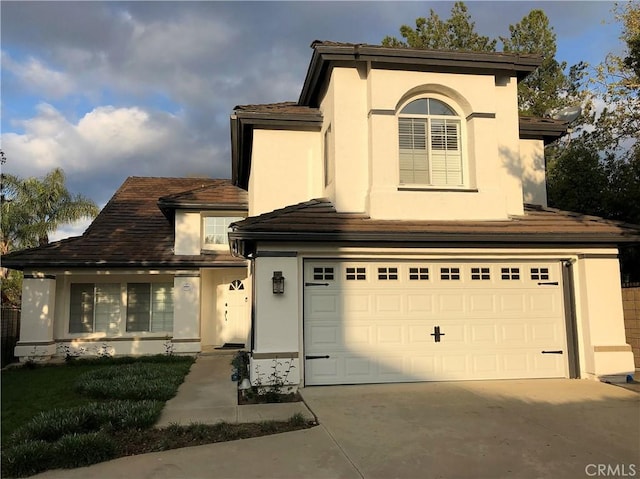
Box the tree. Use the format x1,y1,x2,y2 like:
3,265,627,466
1,168,99,254
590,2,639,162
382,2,497,52
382,4,587,120
501,10,590,118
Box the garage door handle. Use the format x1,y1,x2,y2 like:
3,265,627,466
305,355,330,359
305,282,329,286
538,282,559,286
541,350,563,354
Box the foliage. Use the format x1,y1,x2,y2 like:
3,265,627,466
0,356,313,477
589,2,639,161
231,350,250,381
0,167,99,254
1,269,22,307
501,9,591,118
382,2,496,52
382,3,588,120
10,400,163,444
74,362,192,400
248,357,297,403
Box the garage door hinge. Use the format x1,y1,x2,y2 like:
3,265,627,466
305,282,329,286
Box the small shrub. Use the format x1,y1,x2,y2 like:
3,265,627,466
1,440,56,478
10,400,163,444
55,432,117,468
289,412,307,427
75,362,190,400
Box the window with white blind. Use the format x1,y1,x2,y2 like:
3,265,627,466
398,98,464,187
69,282,174,334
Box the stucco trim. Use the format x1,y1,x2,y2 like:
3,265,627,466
24,274,56,280
593,345,632,353
175,272,201,278
466,112,496,120
55,337,171,343
368,109,395,117
255,251,298,257
252,352,299,359
398,187,479,193
16,341,56,346
577,253,619,260
171,338,201,343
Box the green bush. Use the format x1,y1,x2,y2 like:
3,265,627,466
2,432,117,478
56,431,117,468
75,362,191,400
1,440,56,478
10,400,163,444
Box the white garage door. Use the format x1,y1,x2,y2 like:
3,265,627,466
304,260,568,385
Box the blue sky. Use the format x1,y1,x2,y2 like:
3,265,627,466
0,1,625,240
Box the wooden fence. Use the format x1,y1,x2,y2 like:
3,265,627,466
1,308,20,367
622,284,640,370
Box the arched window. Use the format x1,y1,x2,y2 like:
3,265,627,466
398,98,463,187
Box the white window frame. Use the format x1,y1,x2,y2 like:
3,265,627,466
397,95,468,188
68,282,174,335
202,215,244,250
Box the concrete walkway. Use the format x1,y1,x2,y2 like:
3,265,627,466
156,353,315,426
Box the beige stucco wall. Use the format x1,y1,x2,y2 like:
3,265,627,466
15,269,203,360
574,256,635,381
520,139,547,206
249,255,301,386
175,211,201,255
248,130,322,216
14,275,57,360
246,66,534,220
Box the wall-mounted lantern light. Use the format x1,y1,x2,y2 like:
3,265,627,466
272,271,285,294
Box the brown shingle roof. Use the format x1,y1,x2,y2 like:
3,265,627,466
234,102,320,116
3,177,247,270
229,199,640,247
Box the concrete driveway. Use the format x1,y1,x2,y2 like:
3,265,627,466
300,379,640,479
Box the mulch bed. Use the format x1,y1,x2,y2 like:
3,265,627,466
114,420,314,457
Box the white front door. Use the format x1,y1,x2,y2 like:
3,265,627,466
304,260,569,385
219,278,250,346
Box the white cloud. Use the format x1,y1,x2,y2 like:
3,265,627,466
1,52,75,98
2,103,226,191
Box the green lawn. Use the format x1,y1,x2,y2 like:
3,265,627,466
1,362,112,441
1,356,314,478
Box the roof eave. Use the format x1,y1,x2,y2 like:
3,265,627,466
299,42,543,107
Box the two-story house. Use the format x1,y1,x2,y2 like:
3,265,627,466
4,41,638,386
228,41,638,386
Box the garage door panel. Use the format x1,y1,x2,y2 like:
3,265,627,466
470,324,498,343
305,260,568,384
375,294,402,313
469,294,496,313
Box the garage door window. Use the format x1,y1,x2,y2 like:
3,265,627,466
471,267,491,280
530,268,549,280
346,267,366,280
409,267,429,280
313,267,334,281
440,267,460,280
501,267,520,280
378,267,398,280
